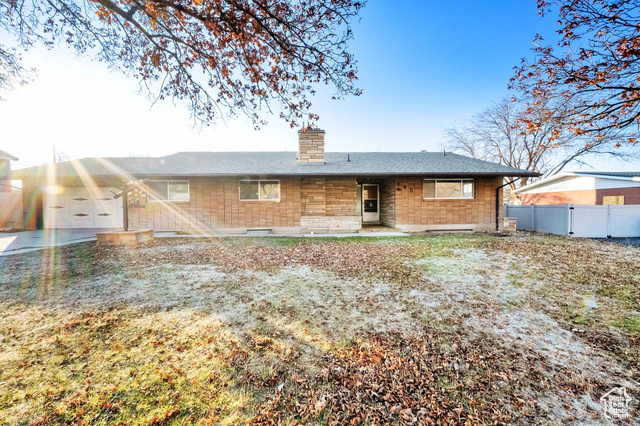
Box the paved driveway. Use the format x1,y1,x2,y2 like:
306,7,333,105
0,229,114,257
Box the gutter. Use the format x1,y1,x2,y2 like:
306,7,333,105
12,171,542,180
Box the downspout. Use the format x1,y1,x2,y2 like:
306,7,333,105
496,178,520,231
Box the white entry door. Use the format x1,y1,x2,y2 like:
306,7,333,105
362,184,380,223
44,186,122,228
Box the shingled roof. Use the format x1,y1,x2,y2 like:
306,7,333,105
13,151,539,179
0,149,18,161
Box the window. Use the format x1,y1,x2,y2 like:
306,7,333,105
239,180,280,201
423,179,474,199
148,180,190,202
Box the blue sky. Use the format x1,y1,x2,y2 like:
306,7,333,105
1,0,637,170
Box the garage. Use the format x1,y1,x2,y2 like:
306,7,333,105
44,186,123,229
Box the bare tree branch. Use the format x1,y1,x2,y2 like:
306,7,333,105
511,0,640,145
0,0,365,128
442,97,632,192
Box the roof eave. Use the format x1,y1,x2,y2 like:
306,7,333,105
513,171,640,194
512,172,574,194
15,171,541,179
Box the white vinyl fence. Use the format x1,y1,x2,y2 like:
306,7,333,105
504,204,640,238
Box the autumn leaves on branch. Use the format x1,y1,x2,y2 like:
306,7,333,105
511,0,640,145
2,0,639,147
0,0,364,127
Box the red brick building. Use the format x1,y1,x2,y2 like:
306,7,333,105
14,130,538,234
514,172,640,206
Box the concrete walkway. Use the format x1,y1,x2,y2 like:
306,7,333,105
0,229,112,257
0,229,411,257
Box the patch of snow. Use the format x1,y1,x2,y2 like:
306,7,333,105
409,247,639,425
584,297,599,310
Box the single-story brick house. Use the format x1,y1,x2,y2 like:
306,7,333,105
13,130,538,233
513,171,640,206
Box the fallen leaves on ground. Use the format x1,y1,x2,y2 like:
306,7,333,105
253,329,605,425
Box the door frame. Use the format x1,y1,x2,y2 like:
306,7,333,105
362,183,380,224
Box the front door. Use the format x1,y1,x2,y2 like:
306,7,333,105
362,184,380,223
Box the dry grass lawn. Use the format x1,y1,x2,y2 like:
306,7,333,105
0,233,638,425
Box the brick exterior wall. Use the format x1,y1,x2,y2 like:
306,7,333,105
301,178,326,216
301,178,357,216
25,174,506,233
300,177,359,232
521,190,595,205
325,178,358,216
300,216,361,233
394,177,502,232
297,129,325,163
0,159,12,193
521,187,640,205
597,187,640,205
127,176,502,233
379,179,396,227
129,177,301,233
0,192,22,230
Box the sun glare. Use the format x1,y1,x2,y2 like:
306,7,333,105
0,236,17,255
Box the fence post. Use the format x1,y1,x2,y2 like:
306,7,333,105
530,204,535,232
568,204,574,237
606,204,611,238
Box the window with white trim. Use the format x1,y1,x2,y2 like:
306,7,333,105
423,179,474,199
147,180,190,202
239,180,280,201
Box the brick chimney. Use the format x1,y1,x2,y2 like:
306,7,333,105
297,129,325,163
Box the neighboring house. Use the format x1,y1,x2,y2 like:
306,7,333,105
0,149,22,230
0,149,18,193
13,130,538,233
514,172,640,206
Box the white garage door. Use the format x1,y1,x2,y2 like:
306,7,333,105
44,187,123,229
